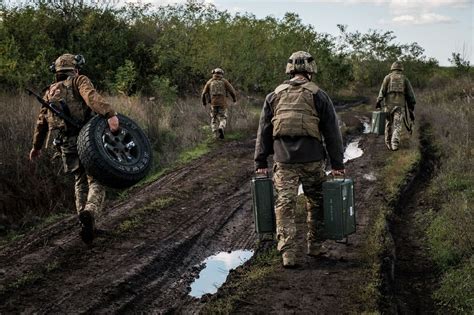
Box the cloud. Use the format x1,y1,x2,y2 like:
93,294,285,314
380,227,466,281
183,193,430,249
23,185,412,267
389,0,470,10
391,12,456,25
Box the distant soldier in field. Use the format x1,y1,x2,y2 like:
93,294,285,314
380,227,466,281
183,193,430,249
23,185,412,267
376,61,416,150
201,68,237,139
29,53,119,245
254,51,345,268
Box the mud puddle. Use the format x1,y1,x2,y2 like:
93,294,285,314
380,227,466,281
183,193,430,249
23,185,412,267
189,250,254,298
343,138,364,163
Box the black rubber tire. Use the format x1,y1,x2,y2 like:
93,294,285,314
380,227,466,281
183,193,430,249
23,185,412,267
77,114,153,189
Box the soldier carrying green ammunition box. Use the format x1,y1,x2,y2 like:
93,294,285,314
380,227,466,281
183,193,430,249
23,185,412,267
254,51,345,268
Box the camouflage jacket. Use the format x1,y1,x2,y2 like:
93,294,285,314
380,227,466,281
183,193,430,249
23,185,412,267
377,70,416,111
32,74,116,150
201,74,237,107
254,78,344,170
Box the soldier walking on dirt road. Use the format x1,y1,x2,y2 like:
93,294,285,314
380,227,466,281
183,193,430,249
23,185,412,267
254,51,345,268
29,53,120,245
376,61,416,150
201,68,237,139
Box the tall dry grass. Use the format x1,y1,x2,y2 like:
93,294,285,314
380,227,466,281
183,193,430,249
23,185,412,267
416,75,473,312
0,92,259,235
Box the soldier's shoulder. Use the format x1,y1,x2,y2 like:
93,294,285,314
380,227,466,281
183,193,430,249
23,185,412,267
265,91,277,105
74,74,92,84
302,81,319,94
274,83,290,94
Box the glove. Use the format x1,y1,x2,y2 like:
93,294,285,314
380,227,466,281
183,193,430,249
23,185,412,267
375,100,382,109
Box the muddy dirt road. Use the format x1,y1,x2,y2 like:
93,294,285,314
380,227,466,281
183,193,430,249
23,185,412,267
1,107,436,314
0,139,257,313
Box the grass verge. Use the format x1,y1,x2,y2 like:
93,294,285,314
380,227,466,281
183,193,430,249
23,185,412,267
202,246,280,313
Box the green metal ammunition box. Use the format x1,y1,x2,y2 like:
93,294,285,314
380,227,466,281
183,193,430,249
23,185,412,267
323,178,356,240
371,111,386,135
251,176,276,234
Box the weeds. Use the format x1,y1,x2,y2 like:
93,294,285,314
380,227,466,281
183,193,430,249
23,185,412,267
203,247,279,313
415,75,473,312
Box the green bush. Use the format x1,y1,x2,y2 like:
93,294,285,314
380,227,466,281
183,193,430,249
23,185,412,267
114,60,137,95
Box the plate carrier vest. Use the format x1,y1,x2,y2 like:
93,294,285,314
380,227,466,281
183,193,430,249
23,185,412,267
271,81,321,140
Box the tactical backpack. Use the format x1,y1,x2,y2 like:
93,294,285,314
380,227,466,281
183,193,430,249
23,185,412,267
271,81,321,140
388,73,405,94
209,79,226,97
45,76,91,133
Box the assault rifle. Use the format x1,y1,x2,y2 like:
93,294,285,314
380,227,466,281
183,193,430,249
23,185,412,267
26,88,83,130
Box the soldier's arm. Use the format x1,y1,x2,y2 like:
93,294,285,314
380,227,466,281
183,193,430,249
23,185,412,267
254,93,275,170
224,79,237,102
377,75,390,102
32,103,49,150
404,78,416,111
315,90,344,170
74,75,116,118
201,81,210,106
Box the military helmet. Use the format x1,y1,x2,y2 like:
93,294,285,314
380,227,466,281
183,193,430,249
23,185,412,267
52,54,85,72
212,68,224,75
285,51,317,75
390,61,404,71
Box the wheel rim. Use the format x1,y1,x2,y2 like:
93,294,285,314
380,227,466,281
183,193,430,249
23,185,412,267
101,128,140,165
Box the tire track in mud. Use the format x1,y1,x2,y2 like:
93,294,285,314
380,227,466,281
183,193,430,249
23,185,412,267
384,120,440,313
0,138,257,314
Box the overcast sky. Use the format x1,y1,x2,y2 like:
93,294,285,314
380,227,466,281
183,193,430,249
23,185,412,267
137,0,473,66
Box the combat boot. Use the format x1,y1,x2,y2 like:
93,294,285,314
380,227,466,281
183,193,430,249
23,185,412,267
307,242,326,257
282,252,296,268
79,210,96,245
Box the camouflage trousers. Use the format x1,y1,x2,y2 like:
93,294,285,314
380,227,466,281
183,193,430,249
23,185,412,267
273,161,326,255
61,135,105,217
73,166,106,216
210,106,227,134
385,106,403,150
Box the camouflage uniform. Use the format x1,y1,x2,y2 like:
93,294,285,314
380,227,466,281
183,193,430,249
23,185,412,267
32,54,116,233
273,161,326,256
201,68,237,139
377,62,416,150
255,51,344,266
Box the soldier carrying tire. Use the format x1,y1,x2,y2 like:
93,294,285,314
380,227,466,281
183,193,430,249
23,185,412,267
29,53,120,245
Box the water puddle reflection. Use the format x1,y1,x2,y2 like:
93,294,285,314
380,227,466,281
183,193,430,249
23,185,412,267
189,250,254,298
363,173,377,181
344,138,364,163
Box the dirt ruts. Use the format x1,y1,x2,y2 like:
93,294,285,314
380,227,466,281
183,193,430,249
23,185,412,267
384,120,440,313
0,139,257,313
0,110,440,314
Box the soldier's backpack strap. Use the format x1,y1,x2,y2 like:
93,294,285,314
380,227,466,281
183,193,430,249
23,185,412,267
274,83,290,94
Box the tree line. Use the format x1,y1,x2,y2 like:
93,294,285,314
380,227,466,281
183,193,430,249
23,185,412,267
0,0,440,96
